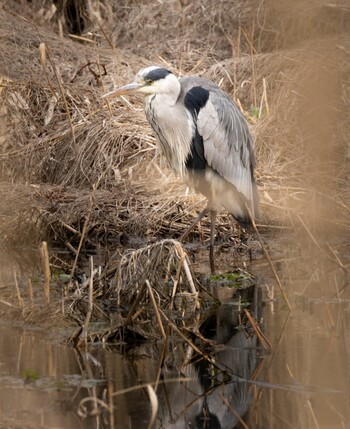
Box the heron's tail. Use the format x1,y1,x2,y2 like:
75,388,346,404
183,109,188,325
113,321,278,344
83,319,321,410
251,180,260,220
228,182,259,226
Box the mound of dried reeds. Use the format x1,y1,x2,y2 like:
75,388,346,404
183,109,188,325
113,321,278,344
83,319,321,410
62,239,212,345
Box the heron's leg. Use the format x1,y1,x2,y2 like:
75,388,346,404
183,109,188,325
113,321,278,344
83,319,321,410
209,210,216,274
180,206,210,242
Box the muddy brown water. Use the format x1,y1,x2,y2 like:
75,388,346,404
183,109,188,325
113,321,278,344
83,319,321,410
0,227,349,429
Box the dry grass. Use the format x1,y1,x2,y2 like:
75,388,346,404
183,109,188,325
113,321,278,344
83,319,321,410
0,0,349,340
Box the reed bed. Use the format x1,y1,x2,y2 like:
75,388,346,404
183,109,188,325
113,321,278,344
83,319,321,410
0,0,349,341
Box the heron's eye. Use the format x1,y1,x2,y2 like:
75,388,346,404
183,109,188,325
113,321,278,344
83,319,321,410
145,79,154,85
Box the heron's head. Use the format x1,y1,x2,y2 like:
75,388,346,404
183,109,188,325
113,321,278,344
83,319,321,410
102,66,180,100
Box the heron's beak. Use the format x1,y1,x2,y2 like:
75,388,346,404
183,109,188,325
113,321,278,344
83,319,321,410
102,82,144,99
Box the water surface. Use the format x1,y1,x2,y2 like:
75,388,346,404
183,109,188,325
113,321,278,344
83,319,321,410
0,227,349,428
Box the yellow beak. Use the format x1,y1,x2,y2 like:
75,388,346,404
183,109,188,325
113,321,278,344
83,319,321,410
102,82,144,99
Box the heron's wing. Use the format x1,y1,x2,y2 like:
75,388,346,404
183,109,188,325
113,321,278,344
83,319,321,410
180,77,258,216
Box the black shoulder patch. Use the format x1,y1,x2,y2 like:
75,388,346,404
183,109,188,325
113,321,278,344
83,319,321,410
185,128,206,171
184,86,210,116
145,68,172,81
184,86,210,171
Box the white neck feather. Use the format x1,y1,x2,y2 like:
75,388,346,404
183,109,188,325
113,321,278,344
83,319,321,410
144,81,193,178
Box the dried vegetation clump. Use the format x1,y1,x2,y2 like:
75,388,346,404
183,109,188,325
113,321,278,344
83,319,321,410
0,0,349,340
65,239,206,344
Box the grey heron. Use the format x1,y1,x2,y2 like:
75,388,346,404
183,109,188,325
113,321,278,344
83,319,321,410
103,66,259,273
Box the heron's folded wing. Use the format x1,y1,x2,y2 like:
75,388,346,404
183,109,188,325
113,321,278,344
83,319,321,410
197,90,257,212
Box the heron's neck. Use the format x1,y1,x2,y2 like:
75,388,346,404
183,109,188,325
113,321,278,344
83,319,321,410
148,77,181,107
154,92,178,106
144,80,192,178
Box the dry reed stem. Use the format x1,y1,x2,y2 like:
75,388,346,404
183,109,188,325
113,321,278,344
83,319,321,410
259,77,269,117
169,251,185,309
42,43,77,146
158,308,231,377
146,279,166,339
327,245,348,274
69,206,92,280
322,298,335,330
220,391,251,429
39,241,51,305
79,256,94,349
254,312,292,405
246,205,292,310
244,308,271,352
174,242,199,309
13,270,24,309
247,358,264,397
307,399,321,429
0,299,13,307
107,382,115,429
297,214,349,275
78,396,111,419
146,384,158,429
123,282,147,326
285,363,296,382
111,377,193,398
27,278,33,306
